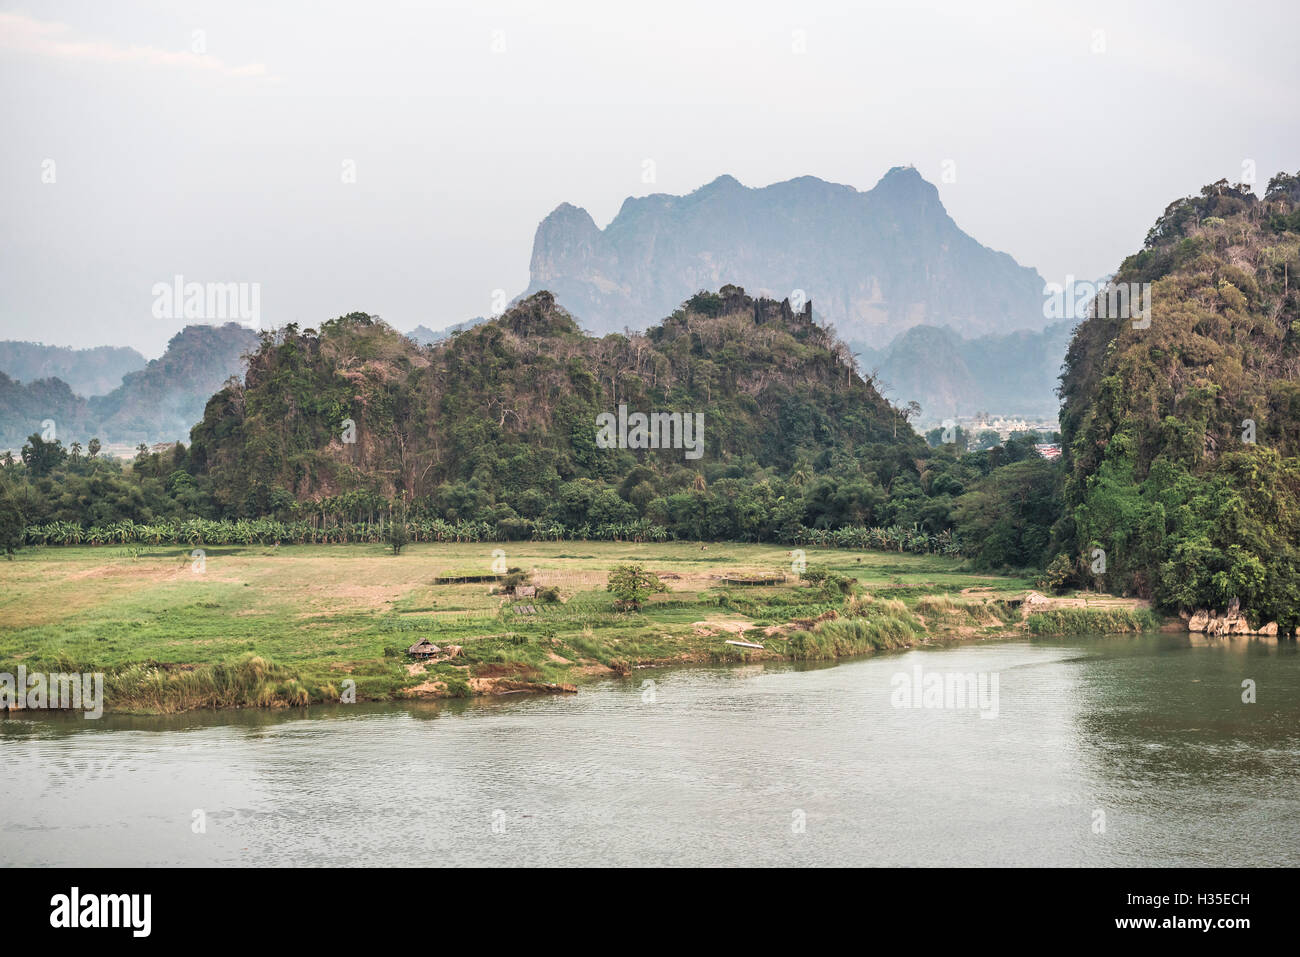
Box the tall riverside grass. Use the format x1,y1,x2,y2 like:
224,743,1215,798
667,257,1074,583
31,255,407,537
785,609,923,660
1026,608,1161,636
101,654,318,713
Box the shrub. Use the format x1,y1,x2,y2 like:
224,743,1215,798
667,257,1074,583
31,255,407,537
1036,553,1075,594
606,563,667,611
386,518,410,555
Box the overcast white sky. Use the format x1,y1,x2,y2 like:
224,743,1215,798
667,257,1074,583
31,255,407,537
3,0,1298,356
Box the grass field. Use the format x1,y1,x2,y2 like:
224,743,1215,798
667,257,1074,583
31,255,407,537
0,542,1155,713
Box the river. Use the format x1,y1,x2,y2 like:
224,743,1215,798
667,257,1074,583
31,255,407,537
3,633,1297,866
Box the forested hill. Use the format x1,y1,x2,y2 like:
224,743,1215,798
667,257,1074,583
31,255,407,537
856,320,1076,419
190,287,926,515
1055,172,1300,630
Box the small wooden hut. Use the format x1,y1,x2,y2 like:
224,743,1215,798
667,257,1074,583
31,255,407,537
407,639,440,659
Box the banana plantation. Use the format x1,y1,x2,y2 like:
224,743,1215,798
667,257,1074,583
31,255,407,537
21,516,960,554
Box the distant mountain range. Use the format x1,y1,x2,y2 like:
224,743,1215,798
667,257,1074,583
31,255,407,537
0,324,256,448
0,341,144,397
855,320,1077,421
406,316,489,347
522,166,1051,347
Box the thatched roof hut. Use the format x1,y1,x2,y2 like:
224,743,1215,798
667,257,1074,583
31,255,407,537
407,639,440,659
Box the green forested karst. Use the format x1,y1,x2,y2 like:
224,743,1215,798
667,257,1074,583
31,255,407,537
189,287,926,523
1057,172,1300,630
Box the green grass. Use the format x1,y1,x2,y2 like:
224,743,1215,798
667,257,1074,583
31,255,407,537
0,541,1152,712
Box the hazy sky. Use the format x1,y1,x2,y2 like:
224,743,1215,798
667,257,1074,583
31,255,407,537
3,0,1298,356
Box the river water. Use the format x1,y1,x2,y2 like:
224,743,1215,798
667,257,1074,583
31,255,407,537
2,634,1297,866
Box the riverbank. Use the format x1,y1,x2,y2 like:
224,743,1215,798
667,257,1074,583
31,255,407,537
0,542,1163,714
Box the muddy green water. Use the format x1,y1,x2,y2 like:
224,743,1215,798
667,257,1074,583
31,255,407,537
2,633,1297,866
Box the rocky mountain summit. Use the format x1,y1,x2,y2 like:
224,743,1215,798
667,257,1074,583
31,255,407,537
523,166,1050,346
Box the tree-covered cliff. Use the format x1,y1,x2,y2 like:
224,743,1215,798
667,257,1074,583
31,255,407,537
1056,173,1300,630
